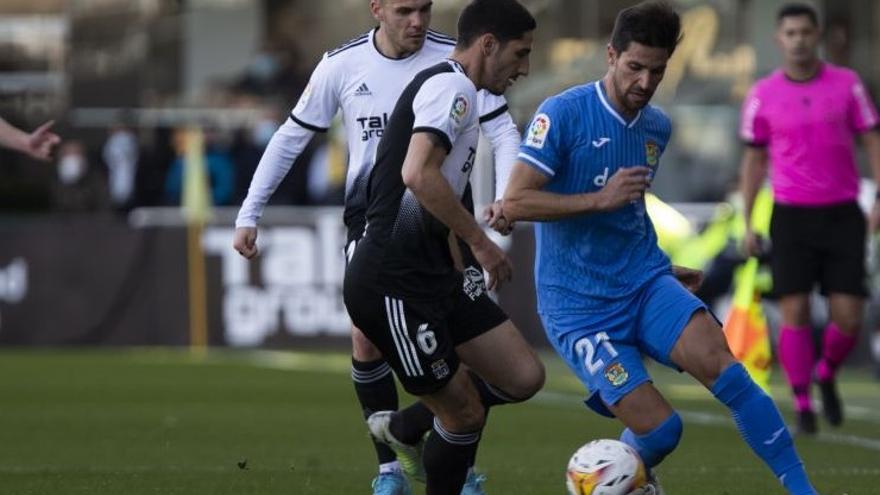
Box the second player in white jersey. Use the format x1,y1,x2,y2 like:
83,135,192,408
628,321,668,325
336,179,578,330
236,28,520,243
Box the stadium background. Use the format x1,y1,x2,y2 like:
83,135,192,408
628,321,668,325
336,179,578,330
3,2,880,494
0,0,878,356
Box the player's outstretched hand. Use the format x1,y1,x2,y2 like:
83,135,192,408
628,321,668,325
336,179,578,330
25,120,61,162
672,265,703,293
484,200,515,236
470,235,512,291
595,166,650,211
233,226,259,259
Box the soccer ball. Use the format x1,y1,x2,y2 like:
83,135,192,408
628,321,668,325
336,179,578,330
565,439,648,495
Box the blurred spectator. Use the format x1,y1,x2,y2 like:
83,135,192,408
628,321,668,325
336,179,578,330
164,128,234,206
0,117,61,162
134,126,176,208
102,121,139,212
52,140,109,212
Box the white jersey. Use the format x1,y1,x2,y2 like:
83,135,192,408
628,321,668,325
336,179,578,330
235,28,520,234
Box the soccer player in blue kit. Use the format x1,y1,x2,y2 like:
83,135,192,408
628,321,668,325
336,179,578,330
501,2,818,494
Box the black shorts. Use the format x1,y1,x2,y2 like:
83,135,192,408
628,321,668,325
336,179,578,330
343,277,508,395
769,201,867,297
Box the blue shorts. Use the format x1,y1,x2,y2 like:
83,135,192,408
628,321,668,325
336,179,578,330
540,274,709,417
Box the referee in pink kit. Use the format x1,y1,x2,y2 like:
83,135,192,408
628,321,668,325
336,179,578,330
739,3,880,434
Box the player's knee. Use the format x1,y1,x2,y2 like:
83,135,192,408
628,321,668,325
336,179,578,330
833,317,862,335
506,356,545,401
692,343,737,386
351,326,383,361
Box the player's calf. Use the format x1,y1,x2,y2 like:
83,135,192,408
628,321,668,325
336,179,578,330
619,412,682,469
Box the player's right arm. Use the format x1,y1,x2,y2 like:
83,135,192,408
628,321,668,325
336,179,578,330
233,54,341,258
403,132,511,290
502,99,648,223
403,75,511,289
502,162,648,222
737,84,770,258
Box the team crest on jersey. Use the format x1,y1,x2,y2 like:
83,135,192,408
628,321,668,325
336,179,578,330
450,94,469,125
604,362,629,387
645,141,659,168
431,359,450,380
525,113,551,149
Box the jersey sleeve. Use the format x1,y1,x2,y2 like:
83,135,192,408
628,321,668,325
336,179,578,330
847,73,880,133
289,54,340,132
739,84,769,146
476,91,519,200
518,96,568,177
477,91,510,125
411,73,476,153
235,118,316,228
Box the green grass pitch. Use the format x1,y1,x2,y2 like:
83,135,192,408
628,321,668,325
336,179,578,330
0,349,877,494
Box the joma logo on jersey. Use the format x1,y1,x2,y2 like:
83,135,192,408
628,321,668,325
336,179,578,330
357,113,389,141
461,146,477,174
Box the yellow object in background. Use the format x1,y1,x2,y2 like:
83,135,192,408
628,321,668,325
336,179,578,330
182,127,213,225
724,257,772,392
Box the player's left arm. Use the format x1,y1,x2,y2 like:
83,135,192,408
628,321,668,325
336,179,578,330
847,73,880,231
861,128,880,232
477,93,520,235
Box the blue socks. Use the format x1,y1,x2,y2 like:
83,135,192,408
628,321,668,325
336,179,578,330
620,412,683,468
712,363,817,495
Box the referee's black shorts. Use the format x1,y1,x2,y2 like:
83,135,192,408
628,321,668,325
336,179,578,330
769,201,867,297
343,275,508,396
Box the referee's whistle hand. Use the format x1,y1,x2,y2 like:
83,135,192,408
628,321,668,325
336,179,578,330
233,227,259,259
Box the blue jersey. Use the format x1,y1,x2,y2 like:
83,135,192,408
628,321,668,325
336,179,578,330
518,80,672,314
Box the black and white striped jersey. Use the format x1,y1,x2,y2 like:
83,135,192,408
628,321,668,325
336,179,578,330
348,60,480,299
236,28,517,239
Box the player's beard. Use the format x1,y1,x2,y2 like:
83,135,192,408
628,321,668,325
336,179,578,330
611,77,649,114
626,89,652,110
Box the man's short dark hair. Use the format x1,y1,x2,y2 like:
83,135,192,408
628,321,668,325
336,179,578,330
777,3,819,27
456,0,536,49
610,1,682,56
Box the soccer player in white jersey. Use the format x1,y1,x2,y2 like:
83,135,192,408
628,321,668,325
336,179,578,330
232,1,521,493
345,1,541,493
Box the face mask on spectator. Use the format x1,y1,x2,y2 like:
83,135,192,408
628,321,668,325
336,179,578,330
58,155,86,184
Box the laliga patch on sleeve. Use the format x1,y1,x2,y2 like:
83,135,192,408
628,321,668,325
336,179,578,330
525,113,551,149
296,82,313,110
449,93,470,125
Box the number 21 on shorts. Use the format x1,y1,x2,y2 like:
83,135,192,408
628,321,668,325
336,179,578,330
575,332,618,376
